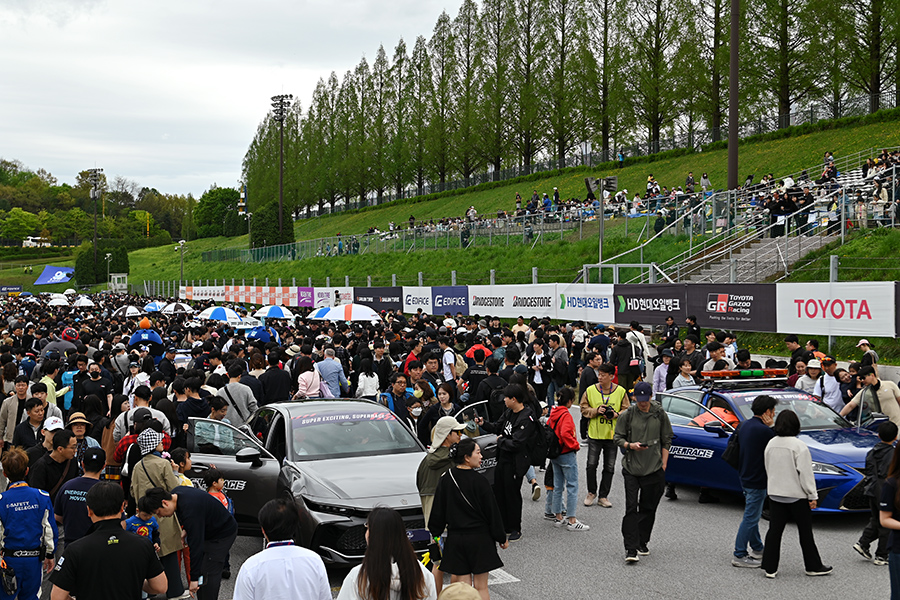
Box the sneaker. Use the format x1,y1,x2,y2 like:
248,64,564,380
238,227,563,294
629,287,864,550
874,556,889,566
698,491,720,504
566,520,590,532
638,544,650,556
543,513,557,521
553,518,566,528
765,571,777,579
805,565,833,577
222,569,231,580
583,493,597,506
732,556,761,568
749,548,764,560
532,483,541,501
853,542,873,561
664,485,678,500
507,531,522,541
625,551,640,563
598,497,613,508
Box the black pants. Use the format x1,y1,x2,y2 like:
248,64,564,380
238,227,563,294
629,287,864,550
860,496,890,558
621,469,665,551
586,438,617,498
493,460,524,534
160,551,186,599
531,382,548,405
761,498,824,574
579,415,589,440
197,530,238,600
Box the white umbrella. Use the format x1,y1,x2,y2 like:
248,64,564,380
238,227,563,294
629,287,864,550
253,305,295,320
111,305,145,319
63,288,77,295
73,296,95,307
308,303,381,322
161,302,194,315
50,293,67,301
48,298,69,307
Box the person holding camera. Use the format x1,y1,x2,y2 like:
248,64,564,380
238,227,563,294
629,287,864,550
580,363,629,508
613,382,672,563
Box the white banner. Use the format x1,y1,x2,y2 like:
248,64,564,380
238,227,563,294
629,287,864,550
468,284,557,319
776,282,894,337
185,285,226,301
313,287,354,308
556,283,615,323
402,287,432,314
226,286,298,307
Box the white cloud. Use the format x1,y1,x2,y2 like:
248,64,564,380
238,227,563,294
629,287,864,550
0,0,450,196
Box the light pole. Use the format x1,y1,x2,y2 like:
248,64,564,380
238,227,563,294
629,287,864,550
245,212,253,248
105,253,112,290
177,240,186,287
271,94,292,236
87,168,103,269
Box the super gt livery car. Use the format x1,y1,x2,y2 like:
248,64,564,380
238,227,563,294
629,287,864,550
657,376,879,512
184,399,431,564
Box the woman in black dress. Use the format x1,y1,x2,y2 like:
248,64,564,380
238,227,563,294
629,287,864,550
428,437,508,600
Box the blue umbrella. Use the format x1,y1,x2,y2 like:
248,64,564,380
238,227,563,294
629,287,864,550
253,305,295,320
19,292,32,297
144,301,165,312
128,329,164,346
309,306,332,320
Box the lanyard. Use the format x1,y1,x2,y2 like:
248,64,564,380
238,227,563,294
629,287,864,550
7,482,27,490
266,541,294,549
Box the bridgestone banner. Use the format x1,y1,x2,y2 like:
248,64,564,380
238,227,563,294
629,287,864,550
775,282,894,337
686,284,777,332
467,285,557,319
613,284,687,324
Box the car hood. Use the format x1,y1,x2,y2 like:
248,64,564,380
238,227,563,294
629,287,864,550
291,452,424,503
799,428,879,466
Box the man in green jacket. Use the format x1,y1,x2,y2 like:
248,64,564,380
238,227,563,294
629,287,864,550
613,382,673,563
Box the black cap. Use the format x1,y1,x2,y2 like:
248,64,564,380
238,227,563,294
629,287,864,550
132,407,152,423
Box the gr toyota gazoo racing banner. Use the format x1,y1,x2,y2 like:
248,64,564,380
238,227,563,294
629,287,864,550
686,284,777,331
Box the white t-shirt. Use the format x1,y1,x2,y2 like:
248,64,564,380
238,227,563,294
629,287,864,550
442,348,456,381
233,543,331,600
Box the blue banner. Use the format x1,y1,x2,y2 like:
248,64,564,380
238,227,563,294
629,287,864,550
431,286,469,315
33,265,74,285
0,286,22,293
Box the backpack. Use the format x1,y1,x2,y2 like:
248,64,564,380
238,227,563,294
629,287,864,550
527,414,549,466
488,385,508,422
544,414,563,460
721,423,742,469
452,349,468,378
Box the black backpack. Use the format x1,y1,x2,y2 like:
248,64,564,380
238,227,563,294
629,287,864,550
544,418,562,461
488,385,508,421
527,415,549,466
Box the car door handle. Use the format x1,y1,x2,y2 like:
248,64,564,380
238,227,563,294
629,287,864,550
671,434,678,439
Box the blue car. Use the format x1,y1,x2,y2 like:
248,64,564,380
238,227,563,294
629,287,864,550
657,381,879,512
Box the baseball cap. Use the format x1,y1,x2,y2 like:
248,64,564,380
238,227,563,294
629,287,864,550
129,361,140,368
856,339,871,348
43,416,65,432
661,348,674,357
806,359,821,369
82,447,106,464
132,407,153,424
632,382,653,402
165,346,177,354
821,356,836,364
112,343,126,351
429,416,466,453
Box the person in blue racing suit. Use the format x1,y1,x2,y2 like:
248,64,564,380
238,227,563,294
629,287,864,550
0,446,58,600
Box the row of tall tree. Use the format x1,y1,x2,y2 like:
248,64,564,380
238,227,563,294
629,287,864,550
243,0,898,215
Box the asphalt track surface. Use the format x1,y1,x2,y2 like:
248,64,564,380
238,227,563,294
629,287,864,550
218,410,889,600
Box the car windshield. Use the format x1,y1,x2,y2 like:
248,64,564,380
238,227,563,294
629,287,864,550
727,390,852,430
287,409,421,460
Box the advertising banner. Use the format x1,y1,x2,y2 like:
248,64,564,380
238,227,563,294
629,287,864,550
296,287,314,308
313,287,354,308
185,285,226,301
0,286,23,294
776,282,894,337
431,286,470,316
403,287,432,314
685,284,777,331
468,285,557,319
353,287,403,313
556,283,615,324
33,265,74,285
226,286,297,307
612,284,687,325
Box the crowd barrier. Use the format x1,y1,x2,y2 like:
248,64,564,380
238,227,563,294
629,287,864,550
178,281,898,338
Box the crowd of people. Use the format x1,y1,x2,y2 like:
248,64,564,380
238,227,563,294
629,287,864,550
0,291,899,598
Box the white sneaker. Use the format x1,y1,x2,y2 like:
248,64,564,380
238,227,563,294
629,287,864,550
583,493,596,506
566,520,590,532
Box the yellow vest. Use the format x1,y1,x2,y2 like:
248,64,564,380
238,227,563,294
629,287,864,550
586,383,627,440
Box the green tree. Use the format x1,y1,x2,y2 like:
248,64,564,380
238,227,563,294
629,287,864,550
453,0,484,183
512,0,547,171
478,0,517,177
370,46,392,204
386,39,412,199
407,36,433,195
428,11,458,187
193,186,240,238
249,201,294,247
1,207,40,242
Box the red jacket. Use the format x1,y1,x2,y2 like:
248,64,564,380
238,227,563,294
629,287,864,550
549,406,579,454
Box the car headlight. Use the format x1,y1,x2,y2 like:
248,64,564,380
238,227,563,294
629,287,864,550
811,462,846,476
304,499,360,517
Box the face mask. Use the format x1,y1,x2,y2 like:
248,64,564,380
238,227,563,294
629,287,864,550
411,407,423,417
413,389,424,399
91,372,100,379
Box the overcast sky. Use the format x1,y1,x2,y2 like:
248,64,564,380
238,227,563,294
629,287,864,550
1,0,447,197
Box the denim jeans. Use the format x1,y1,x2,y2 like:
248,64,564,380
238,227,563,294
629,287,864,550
550,451,579,519
586,438,617,498
734,487,766,557
890,552,900,600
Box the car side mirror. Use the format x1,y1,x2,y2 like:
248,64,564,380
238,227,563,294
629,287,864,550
236,447,263,467
703,422,729,437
